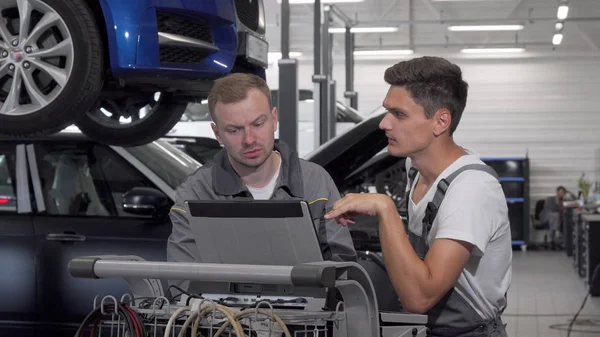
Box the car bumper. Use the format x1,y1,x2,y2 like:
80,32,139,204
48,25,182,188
105,0,267,78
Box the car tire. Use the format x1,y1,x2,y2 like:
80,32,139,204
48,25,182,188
75,93,188,147
0,0,103,137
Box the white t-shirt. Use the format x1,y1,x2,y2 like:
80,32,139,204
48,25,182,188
246,154,282,200
405,150,513,320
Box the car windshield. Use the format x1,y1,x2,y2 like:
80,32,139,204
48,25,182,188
123,139,201,190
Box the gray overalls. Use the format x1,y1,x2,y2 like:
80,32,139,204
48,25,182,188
405,164,508,337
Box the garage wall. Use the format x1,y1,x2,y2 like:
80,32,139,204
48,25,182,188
266,55,600,207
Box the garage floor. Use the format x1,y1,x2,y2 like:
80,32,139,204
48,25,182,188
503,251,600,337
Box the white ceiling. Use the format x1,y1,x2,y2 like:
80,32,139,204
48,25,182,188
263,0,600,59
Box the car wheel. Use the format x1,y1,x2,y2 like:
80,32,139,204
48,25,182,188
75,92,188,147
375,158,408,210
0,0,103,137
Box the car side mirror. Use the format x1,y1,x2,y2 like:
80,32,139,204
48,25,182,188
122,187,170,218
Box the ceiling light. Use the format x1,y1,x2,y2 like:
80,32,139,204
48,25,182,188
557,5,569,20
552,33,564,45
268,52,303,62
329,27,399,34
354,49,414,56
268,52,303,57
555,22,564,31
460,47,525,54
448,25,524,32
276,0,364,3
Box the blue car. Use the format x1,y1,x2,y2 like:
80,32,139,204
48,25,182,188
0,0,268,146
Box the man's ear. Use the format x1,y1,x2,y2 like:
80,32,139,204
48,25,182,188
211,122,222,144
433,108,452,136
271,106,278,132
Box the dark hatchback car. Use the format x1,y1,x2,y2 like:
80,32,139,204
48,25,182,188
0,111,406,337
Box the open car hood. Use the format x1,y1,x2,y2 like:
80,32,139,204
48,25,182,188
305,111,389,188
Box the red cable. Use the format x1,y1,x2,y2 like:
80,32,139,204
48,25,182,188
124,304,143,337
89,318,100,337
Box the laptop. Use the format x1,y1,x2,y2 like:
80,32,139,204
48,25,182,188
183,199,328,309
184,199,324,265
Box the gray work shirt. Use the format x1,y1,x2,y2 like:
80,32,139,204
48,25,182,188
166,141,357,288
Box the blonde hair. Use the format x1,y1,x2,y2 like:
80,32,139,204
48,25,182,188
207,73,272,122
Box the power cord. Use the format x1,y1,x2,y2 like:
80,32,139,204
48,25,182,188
547,264,600,337
75,301,145,337
167,284,200,303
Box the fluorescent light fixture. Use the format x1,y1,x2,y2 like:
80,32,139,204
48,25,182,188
276,0,364,3
354,49,414,56
460,47,525,54
552,33,563,45
557,5,569,20
329,27,399,34
268,52,303,61
448,24,524,32
555,22,564,31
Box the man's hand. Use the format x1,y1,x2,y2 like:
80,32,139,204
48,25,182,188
324,193,396,226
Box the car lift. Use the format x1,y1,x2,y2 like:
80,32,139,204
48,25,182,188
277,0,359,153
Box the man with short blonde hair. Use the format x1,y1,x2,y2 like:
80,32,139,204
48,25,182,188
167,73,357,290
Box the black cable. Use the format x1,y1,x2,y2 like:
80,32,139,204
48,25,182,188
167,285,194,301
118,303,137,337
565,264,600,337
74,305,103,337
185,293,203,306
549,320,600,334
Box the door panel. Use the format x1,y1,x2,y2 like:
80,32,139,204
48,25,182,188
0,145,36,337
30,141,172,337
0,215,36,337
34,217,170,325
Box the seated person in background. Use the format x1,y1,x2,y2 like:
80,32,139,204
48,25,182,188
166,73,357,291
540,186,567,248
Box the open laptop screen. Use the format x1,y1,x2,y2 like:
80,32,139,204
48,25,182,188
184,200,324,265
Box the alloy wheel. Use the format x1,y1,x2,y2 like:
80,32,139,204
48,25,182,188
0,0,74,116
89,92,165,129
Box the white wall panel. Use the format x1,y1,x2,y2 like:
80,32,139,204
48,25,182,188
266,56,600,210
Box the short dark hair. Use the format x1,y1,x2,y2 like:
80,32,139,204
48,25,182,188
557,186,567,193
384,56,468,135
207,73,272,122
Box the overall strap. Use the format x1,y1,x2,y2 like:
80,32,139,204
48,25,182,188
421,164,499,237
408,163,509,328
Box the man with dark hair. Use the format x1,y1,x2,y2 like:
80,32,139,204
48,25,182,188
540,185,567,249
166,73,357,290
326,56,512,336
